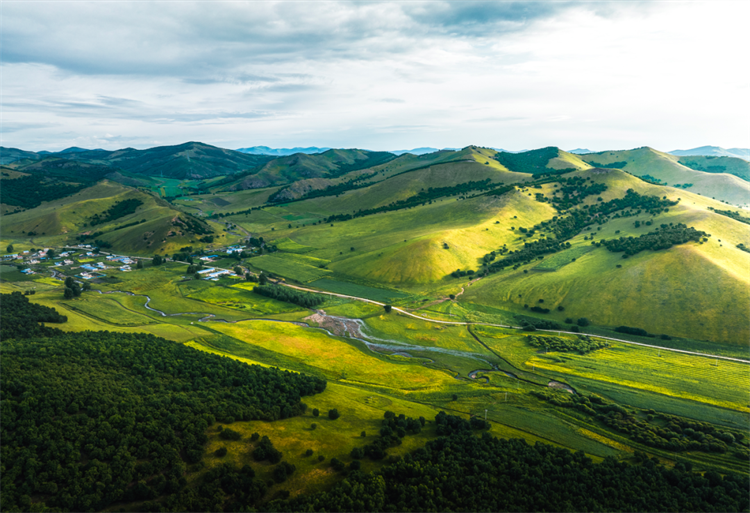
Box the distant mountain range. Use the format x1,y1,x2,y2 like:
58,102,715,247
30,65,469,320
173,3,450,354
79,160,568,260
568,148,593,154
237,146,458,156
668,146,750,161
236,146,332,156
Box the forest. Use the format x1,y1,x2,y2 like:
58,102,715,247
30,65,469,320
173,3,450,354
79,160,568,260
0,175,87,209
0,297,326,512
88,198,143,226
482,190,678,274
601,224,707,256
272,412,748,512
252,284,326,308
324,179,502,223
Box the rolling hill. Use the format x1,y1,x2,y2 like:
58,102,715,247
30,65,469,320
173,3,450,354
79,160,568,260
222,148,397,191
577,147,750,207
4,142,273,180
670,146,750,161
1,180,222,255
223,163,749,346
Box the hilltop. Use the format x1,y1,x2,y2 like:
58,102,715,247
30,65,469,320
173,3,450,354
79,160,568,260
576,147,750,206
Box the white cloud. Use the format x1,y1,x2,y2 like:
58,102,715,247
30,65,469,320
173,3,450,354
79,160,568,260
2,1,747,152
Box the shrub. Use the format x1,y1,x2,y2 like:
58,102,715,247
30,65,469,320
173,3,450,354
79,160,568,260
312,408,320,417
328,409,340,420
219,428,241,441
250,432,260,442
215,447,228,457
577,318,590,327
305,449,313,457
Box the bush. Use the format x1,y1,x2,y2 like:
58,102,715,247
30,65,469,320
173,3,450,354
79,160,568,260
215,447,228,457
219,428,242,441
250,432,260,442
328,409,340,420
305,449,313,457
577,318,590,327
312,408,320,417
349,460,361,471
330,458,346,472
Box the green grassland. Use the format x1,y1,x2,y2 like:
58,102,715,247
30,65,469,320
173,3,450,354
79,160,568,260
249,254,333,283
578,147,750,206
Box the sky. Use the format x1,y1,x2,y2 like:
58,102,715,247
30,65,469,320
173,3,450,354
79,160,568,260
2,1,748,153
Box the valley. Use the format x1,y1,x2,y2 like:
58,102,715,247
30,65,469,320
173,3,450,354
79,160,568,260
2,142,749,511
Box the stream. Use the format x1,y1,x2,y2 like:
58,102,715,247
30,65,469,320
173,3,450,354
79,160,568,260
92,290,489,371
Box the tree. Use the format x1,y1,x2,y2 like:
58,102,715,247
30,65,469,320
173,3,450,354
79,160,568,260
234,266,243,276
82,281,91,292
577,318,590,327
64,287,74,300
328,409,340,420
259,272,268,285
6,244,14,253
384,305,392,313
312,408,320,417
47,249,56,259
152,255,163,266
136,259,144,269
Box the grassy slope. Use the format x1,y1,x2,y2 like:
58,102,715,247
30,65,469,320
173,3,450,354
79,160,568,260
461,168,750,345
676,155,750,181
0,180,232,255
578,147,750,206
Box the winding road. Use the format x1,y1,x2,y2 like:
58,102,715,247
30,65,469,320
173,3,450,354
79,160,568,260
55,254,749,365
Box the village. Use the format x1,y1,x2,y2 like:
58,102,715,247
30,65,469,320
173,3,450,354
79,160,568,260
2,242,256,284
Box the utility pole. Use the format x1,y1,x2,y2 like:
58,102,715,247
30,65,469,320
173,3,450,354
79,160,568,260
504,392,507,402
485,409,488,421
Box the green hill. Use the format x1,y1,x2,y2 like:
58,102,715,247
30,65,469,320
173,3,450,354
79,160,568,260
0,181,222,255
222,148,396,191
578,147,750,207
9,142,273,180
224,165,749,346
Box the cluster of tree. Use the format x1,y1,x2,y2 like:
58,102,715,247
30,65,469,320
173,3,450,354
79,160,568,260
77,230,105,242
492,146,560,174
63,276,90,299
615,325,652,337
526,334,609,354
253,284,325,308
274,414,748,512
587,160,628,169
352,411,426,461
673,183,694,189
209,205,263,219
708,207,750,225
450,268,475,278
482,191,678,274
601,223,707,256
252,435,284,464
93,238,112,249
110,218,147,232
0,291,68,339
680,159,728,174
1,322,326,512
88,199,143,226
514,314,562,331
268,171,378,204
737,243,750,254
152,254,166,265
534,176,609,211
324,179,503,223
172,214,213,236
532,390,745,456
0,174,87,209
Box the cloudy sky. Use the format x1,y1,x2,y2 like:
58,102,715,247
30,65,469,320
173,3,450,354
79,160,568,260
3,1,748,152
